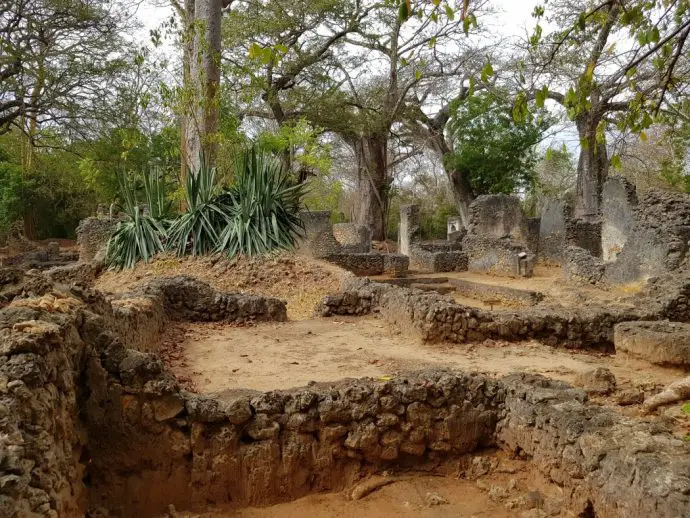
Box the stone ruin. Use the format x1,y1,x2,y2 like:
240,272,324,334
545,178,690,285
0,266,688,517
297,210,409,277
395,196,539,277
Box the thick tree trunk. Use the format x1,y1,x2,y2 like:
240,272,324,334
352,134,389,241
183,0,222,174
574,112,608,221
446,166,475,229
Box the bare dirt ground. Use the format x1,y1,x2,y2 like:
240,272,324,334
162,316,685,396
371,265,645,310
165,452,563,518
95,252,349,320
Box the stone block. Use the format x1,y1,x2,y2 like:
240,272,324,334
614,320,690,368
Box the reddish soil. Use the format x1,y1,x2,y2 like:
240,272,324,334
162,316,686,399
164,452,564,518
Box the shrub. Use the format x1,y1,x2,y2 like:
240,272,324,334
166,161,231,257
105,171,167,270
217,147,306,257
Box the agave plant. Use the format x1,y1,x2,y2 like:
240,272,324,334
166,160,231,256
217,147,306,257
105,170,168,270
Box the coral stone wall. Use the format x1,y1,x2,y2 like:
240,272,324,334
320,277,690,349
601,176,637,262
76,217,117,263
332,224,372,253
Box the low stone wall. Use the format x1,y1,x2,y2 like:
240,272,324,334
409,247,468,273
463,236,535,277
498,374,690,518
614,320,690,369
320,277,690,349
2,280,689,518
448,279,544,306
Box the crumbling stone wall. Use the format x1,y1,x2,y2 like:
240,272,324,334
76,217,118,263
538,198,571,264
297,211,341,259
86,368,503,516
398,205,421,256
498,374,690,518
466,194,529,242
324,253,409,277
463,196,536,277
332,223,371,253
566,219,603,258
463,235,535,277
604,190,690,284
320,276,690,349
2,279,689,517
601,176,637,262
409,248,468,273
562,245,605,285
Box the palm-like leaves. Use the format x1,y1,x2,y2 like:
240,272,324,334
166,161,231,256
105,171,167,270
218,147,306,257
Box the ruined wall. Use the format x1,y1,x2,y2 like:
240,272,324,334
466,194,529,242
2,277,689,518
601,176,637,262
409,248,468,273
297,211,342,259
566,219,603,258
537,198,571,264
87,368,503,516
463,196,536,277
498,374,690,518
463,236,535,277
76,217,118,263
320,277,690,349
398,205,421,256
604,190,690,284
332,224,371,253
562,246,606,285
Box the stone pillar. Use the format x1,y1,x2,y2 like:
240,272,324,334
601,176,637,262
398,204,421,256
297,211,342,258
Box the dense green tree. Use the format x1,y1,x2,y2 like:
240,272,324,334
444,92,547,197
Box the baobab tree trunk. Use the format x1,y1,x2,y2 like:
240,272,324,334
182,0,222,174
445,165,475,229
353,135,389,241
574,112,609,221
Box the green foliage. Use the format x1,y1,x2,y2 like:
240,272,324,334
105,171,168,270
0,160,23,237
166,161,230,257
217,147,306,257
446,92,547,196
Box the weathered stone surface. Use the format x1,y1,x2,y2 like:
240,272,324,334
615,320,690,368
498,373,690,518
573,367,617,395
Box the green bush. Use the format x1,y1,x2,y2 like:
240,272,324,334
217,147,306,257
105,171,168,270
166,161,231,257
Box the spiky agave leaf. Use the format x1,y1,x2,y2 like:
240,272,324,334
166,159,231,256
217,146,306,257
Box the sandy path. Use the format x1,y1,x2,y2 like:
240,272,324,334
164,316,685,394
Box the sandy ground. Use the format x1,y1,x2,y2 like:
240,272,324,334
163,316,686,396
371,265,645,310
165,453,563,518
95,252,349,320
